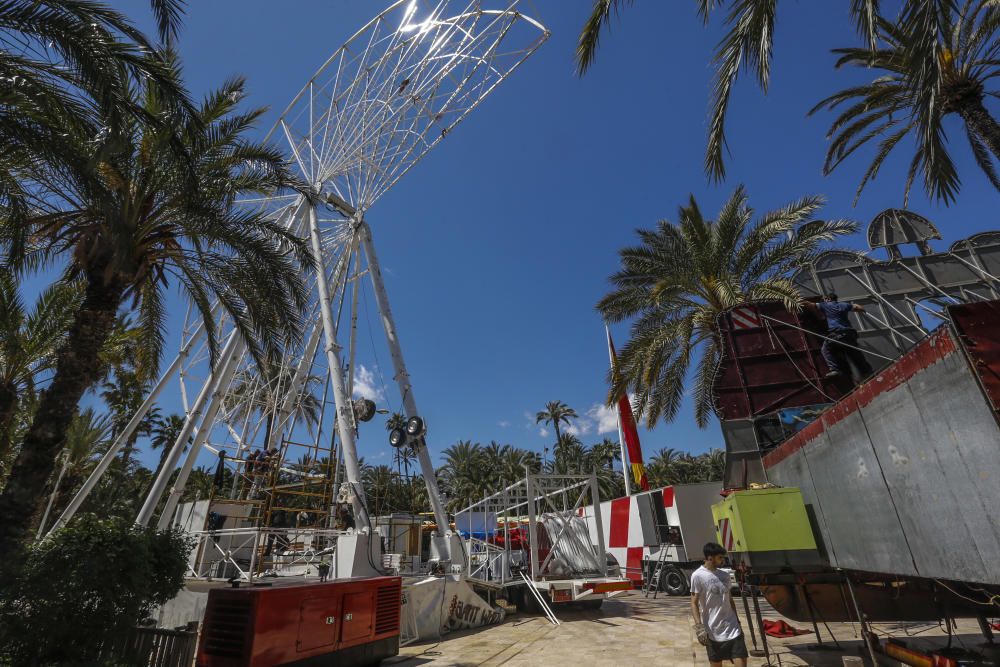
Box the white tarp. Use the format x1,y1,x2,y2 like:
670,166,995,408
401,575,505,642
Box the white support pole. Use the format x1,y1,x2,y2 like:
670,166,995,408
48,331,202,534
308,206,369,529
270,320,324,442
526,473,539,580
156,347,243,530
36,455,69,540
589,472,607,576
606,326,632,496
135,330,242,527
359,221,450,535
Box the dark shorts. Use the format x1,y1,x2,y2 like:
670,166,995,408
706,633,748,662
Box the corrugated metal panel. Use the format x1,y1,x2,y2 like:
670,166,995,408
801,409,917,576
766,320,1000,585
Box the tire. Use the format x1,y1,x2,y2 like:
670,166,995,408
517,585,540,613
662,565,690,596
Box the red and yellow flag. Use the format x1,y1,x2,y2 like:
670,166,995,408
607,329,650,492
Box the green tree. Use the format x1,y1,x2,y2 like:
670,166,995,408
385,411,418,480
35,407,112,537
0,274,80,467
150,413,188,472
811,2,1000,204
100,368,160,471
575,1,966,184
535,400,578,448
439,440,485,510
597,186,855,428
0,513,191,665
362,463,400,519
647,447,726,486
0,73,310,556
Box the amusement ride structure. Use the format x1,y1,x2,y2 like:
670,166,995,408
48,0,550,580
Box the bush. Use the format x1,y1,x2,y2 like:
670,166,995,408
0,514,192,665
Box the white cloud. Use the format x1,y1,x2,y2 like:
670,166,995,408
498,420,510,428
352,364,385,402
565,421,592,437
587,401,622,435
538,427,550,438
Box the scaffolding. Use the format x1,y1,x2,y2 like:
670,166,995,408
455,473,609,592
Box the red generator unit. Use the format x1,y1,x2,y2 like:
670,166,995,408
196,576,401,667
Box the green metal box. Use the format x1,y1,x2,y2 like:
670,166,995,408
711,488,824,572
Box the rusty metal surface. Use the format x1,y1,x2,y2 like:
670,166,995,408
950,300,1000,413
714,303,846,421
765,320,1000,585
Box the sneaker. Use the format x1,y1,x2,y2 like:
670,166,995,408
824,370,841,378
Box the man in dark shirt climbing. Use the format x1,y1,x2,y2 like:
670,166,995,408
814,292,874,380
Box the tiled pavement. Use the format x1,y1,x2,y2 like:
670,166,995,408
391,591,994,667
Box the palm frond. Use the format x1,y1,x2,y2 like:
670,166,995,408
575,0,633,75
705,0,778,181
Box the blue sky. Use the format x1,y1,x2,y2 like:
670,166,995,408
67,1,997,474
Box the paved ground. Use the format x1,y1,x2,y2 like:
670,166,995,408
390,591,997,667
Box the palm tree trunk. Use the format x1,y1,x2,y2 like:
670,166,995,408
0,274,125,558
959,97,1000,160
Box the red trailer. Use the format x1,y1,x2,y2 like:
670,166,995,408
196,576,401,667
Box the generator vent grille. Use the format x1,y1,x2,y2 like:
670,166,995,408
374,583,401,635
202,597,251,658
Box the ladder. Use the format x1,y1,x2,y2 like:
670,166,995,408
644,547,671,599
519,571,560,625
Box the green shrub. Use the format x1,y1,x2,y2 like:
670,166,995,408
0,514,192,665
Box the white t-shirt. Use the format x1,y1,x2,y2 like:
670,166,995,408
690,566,742,642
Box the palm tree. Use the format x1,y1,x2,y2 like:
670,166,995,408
385,412,417,478
362,464,400,518
439,440,486,510
0,74,311,555
0,274,80,464
499,445,541,484
598,186,855,428
100,369,160,470
549,433,587,474
1,1,190,225
535,401,578,448
811,3,1000,204
35,407,112,536
575,1,962,181
149,414,188,473
700,448,726,481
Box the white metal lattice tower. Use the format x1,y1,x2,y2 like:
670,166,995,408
52,1,548,557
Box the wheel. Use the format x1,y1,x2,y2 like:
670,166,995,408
662,565,690,596
516,585,540,613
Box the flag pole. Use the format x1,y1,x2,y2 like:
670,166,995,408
606,326,632,496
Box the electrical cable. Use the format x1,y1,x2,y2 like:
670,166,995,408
759,313,896,361
935,579,1000,608
762,319,836,402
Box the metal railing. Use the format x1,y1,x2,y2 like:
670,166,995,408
99,622,198,667
187,526,345,581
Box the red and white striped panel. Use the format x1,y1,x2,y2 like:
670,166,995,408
718,517,735,551
578,486,679,586
730,306,761,330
